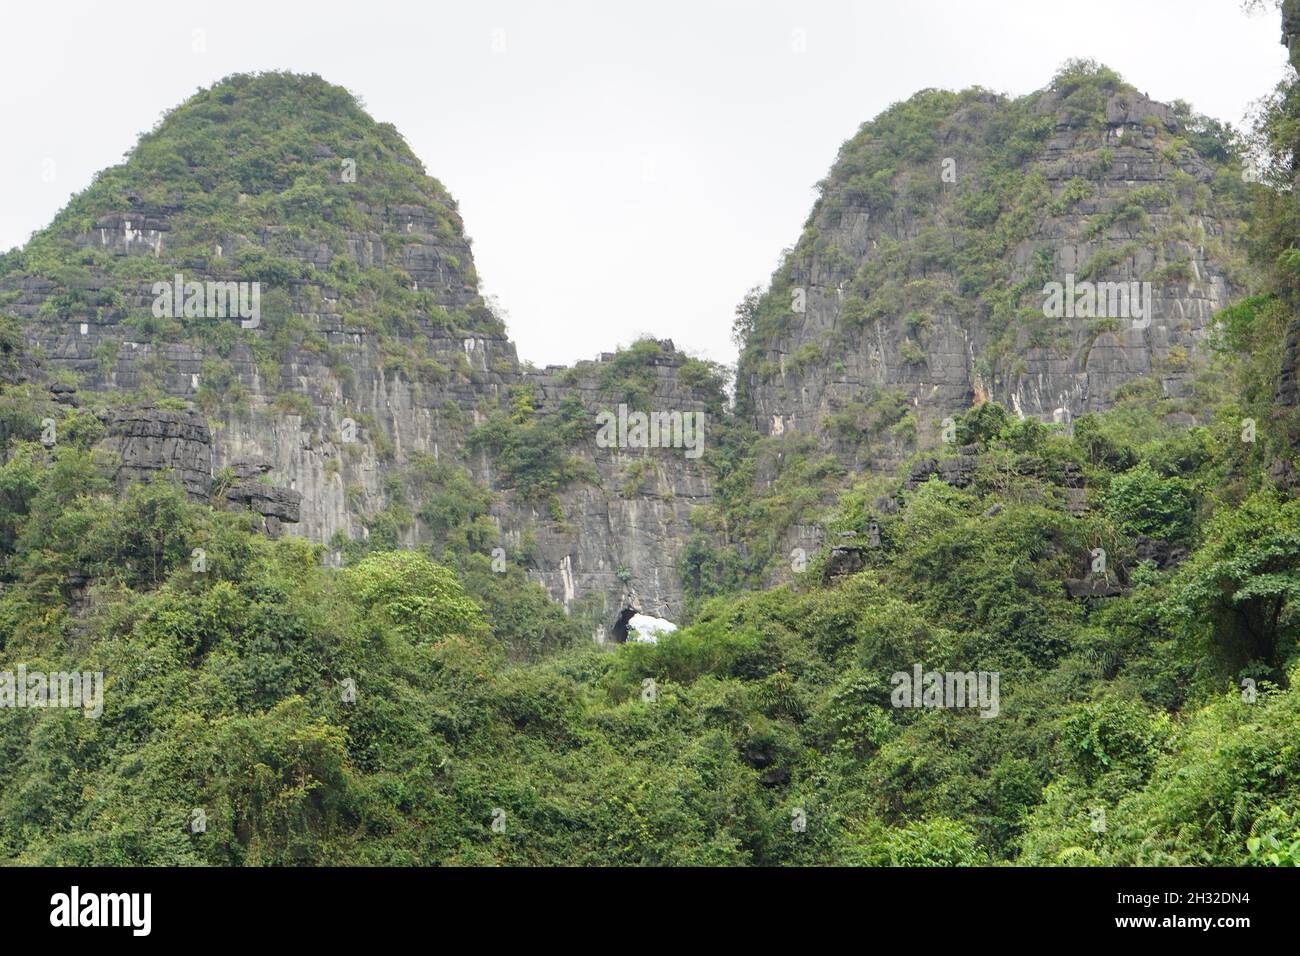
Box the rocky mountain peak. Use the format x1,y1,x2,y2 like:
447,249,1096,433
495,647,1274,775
735,62,1250,475
0,64,1259,635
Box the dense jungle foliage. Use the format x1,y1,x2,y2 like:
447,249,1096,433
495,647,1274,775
2,19,1300,865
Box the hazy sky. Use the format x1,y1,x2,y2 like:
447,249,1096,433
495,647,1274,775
0,1,1286,368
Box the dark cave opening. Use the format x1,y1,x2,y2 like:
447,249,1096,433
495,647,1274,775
611,608,637,644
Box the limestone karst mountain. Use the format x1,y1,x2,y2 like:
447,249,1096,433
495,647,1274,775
4,25,1300,870
735,64,1249,475
0,64,1254,636
0,73,721,638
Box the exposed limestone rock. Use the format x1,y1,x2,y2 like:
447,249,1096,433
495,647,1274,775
223,480,303,538
95,406,303,536
1,72,1242,642
101,407,213,500
1133,535,1189,571
503,343,715,628
823,531,870,581
903,449,1085,496
1269,456,1300,492
1062,487,1089,515
1284,0,1300,71
1064,577,1124,599
49,382,78,406
903,454,976,491
1064,533,1185,600
745,86,1242,476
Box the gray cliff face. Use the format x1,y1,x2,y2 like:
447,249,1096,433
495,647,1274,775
511,350,715,634
1,75,1251,638
6,200,716,633
101,407,214,501
742,86,1244,470
95,405,304,535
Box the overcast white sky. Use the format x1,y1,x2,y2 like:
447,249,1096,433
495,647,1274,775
0,1,1286,368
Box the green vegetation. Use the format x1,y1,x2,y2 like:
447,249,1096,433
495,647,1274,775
734,61,1252,422
0,72,503,404
1,40,1299,868
466,386,594,503
2,345,1298,863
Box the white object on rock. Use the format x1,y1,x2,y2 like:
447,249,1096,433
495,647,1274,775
625,613,677,644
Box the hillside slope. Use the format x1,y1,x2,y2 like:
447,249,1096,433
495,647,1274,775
1,45,1299,867
0,65,1266,636
735,62,1252,475
0,73,722,634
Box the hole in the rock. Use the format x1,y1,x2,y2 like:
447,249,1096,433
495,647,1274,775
611,608,637,644
612,611,679,644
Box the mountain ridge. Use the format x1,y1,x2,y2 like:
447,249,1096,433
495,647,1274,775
736,61,1250,478
0,64,1260,634
2,28,1300,867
